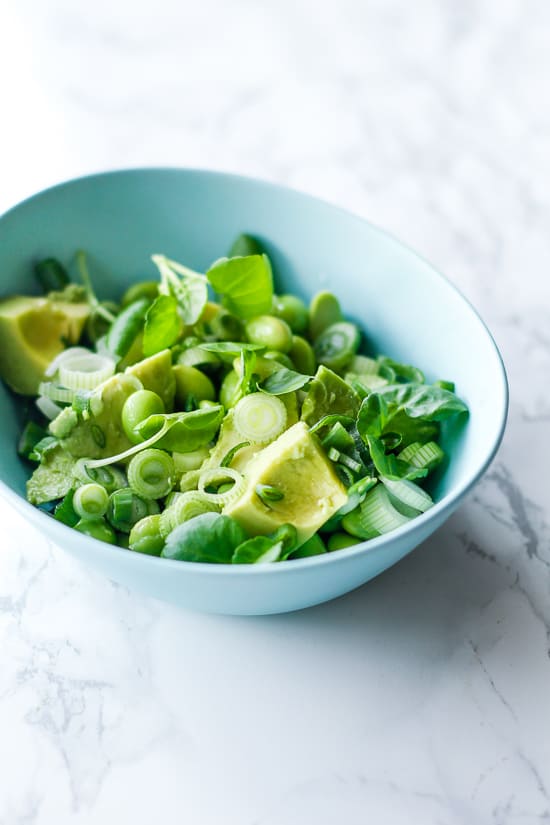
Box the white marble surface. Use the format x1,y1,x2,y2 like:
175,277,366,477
1,1,549,822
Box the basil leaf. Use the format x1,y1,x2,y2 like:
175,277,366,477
228,233,266,258
136,406,224,452
206,254,273,320
376,383,468,420
260,367,312,395
152,255,208,324
377,357,425,384
366,435,427,481
162,513,247,563
143,294,183,356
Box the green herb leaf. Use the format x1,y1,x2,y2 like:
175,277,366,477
54,489,80,527
152,255,208,325
260,367,312,395
376,356,425,384
162,512,247,563
376,383,468,420
143,294,183,357
228,233,266,258
366,435,427,481
18,421,49,460
232,535,284,564
206,254,273,320
136,406,224,452
35,258,69,293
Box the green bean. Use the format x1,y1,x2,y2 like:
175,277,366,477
35,258,69,293
173,365,215,408
245,315,293,353
122,390,165,444
289,335,316,375
309,291,342,340
272,294,309,333
129,514,165,556
106,298,150,360
121,281,159,307
228,233,265,257
74,517,117,544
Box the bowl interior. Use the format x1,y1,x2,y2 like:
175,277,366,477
0,169,506,513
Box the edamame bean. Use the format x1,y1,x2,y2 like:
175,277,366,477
272,294,309,333
129,514,165,556
263,350,295,369
219,370,240,408
122,390,165,444
245,315,293,353
289,335,316,375
309,291,342,340
74,517,117,544
173,365,215,408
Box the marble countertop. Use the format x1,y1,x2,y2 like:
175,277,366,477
1,1,549,823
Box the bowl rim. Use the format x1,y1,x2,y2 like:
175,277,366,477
0,166,509,575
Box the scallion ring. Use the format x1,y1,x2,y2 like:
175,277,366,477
58,353,116,391
233,393,287,444
197,467,244,504
127,448,175,500
72,483,109,520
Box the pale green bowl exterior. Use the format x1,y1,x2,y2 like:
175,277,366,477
0,169,508,614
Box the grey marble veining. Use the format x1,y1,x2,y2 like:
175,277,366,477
1,1,550,823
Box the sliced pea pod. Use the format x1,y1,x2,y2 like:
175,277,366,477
106,298,150,360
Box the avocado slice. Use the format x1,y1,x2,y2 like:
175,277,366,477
223,421,347,544
0,295,90,395
300,365,361,426
27,445,76,505
49,373,142,459
125,349,176,411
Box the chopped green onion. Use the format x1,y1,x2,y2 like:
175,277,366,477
170,491,221,526
127,449,175,499
18,421,48,460
359,485,410,537
397,441,445,471
72,483,109,520
327,447,341,462
74,458,127,492
233,393,287,444
313,321,360,372
198,467,244,504
220,441,250,468
36,395,63,420
179,469,202,492
38,382,75,404
255,484,284,505
107,488,150,532
321,422,355,453
381,477,433,516
337,453,362,473
58,353,115,390
172,447,210,474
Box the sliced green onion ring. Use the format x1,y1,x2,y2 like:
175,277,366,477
45,346,93,378
38,382,75,404
197,467,244,504
72,483,109,520
233,393,287,444
36,395,63,420
170,491,221,526
127,449,175,499
58,353,116,390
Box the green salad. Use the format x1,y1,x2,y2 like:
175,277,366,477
0,234,468,564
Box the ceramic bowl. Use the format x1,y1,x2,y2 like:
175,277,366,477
0,169,508,614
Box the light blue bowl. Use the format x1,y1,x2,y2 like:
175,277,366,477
0,169,508,615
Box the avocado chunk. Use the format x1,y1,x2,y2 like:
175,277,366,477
203,409,263,473
126,350,176,411
300,365,361,426
27,445,76,505
49,373,142,459
223,421,347,544
0,295,90,394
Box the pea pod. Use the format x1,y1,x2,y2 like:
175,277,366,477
106,298,150,360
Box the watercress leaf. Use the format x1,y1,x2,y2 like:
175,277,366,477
260,367,312,395
18,421,49,460
232,536,284,564
228,233,266,258
143,294,183,356
366,435,427,481
356,393,389,440
162,512,247,563
152,255,208,325
309,413,356,435
136,406,224,452
54,489,80,527
376,383,468,420
206,254,273,320
35,258,69,293
199,341,265,356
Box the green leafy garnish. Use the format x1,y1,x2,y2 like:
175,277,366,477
106,298,149,360
18,421,49,460
206,255,273,320
143,294,183,356
29,436,59,462
152,255,208,325
54,489,80,527
260,367,312,395
35,258,69,294
162,512,247,563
